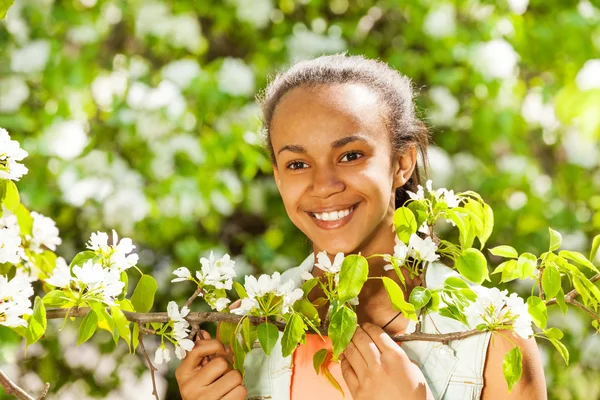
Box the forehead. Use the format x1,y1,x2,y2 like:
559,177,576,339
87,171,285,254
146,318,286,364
270,83,388,150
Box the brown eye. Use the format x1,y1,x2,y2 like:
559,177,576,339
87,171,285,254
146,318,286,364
340,151,363,162
287,161,308,170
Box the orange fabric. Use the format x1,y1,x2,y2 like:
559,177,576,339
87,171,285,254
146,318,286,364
290,334,352,400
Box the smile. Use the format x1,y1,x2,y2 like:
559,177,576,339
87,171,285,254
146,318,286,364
306,203,359,229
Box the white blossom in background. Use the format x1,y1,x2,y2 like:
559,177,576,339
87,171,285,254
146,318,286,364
231,272,304,315
422,3,456,39
10,40,51,74
286,29,346,61
427,146,454,188
507,0,529,14
4,2,29,44
103,187,151,234
0,274,34,328
428,86,460,126
29,211,62,252
161,59,201,89
169,14,203,53
91,72,128,111
233,0,273,29
521,89,560,131
0,76,30,113
575,59,600,91
217,58,255,97
562,128,599,169
43,120,89,160
127,80,186,119
67,25,100,44
472,39,519,79
465,287,533,338
0,128,29,181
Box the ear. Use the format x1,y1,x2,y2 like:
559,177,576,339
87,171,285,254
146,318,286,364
392,145,417,189
273,164,282,193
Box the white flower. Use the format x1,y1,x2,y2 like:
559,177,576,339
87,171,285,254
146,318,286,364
46,258,72,288
575,59,600,91
72,260,105,286
423,4,456,39
100,269,125,305
86,230,139,272
171,267,192,283
300,270,314,281
10,40,51,74
0,128,29,181
472,39,519,80
348,297,359,306
0,274,34,328
418,221,431,235
154,345,171,364
196,252,236,290
43,120,89,160
217,58,255,97
87,231,109,252
0,76,30,113
408,234,440,263
230,297,259,315
562,128,598,169
91,72,128,111
384,239,410,271
167,301,190,322
175,338,194,359
29,212,62,253
508,0,528,14
407,185,425,201
0,227,22,264
231,271,303,315
314,251,344,274
464,287,533,339
215,297,231,312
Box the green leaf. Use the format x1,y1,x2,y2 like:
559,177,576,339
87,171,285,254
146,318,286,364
516,253,537,279
542,263,561,300
489,245,518,259
548,338,569,365
543,327,564,340
455,248,489,284
0,0,15,19
382,277,416,321
232,337,246,376
3,180,20,213
479,203,494,249
313,348,328,375
233,281,248,299
257,322,279,356
242,317,253,352
554,288,568,315
302,278,318,296
502,346,523,393
15,204,33,236
293,299,320,326
338,254,368,304
443,276,469,289
548,228,562,252
328,305,357,360
131,275,158,313
69,251,96,268
445,209,472,248
78,311,98,345
90,302,115,333
42,290,70,307
527,296,548,329
559,250,599,273
407,201,428,232
409,287,431,311
25,297,47,346
590,234,600,263
111,306,131,348
282,313,306,357
218,322,236,346
393,207,417,243
118,271,128,301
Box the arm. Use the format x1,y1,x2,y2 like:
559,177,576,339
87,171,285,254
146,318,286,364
481,330,547,400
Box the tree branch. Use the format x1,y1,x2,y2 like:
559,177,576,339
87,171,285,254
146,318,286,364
0,369,44,400
546,273,600,306
137,330,160,400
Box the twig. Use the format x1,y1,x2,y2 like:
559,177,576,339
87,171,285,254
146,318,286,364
0,369,37,400
569,299,600,322
36,383,50,400
137,330,160,400
184,287,203,309
546,273,600,306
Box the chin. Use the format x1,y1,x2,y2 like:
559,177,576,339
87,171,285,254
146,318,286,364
312,237,360,256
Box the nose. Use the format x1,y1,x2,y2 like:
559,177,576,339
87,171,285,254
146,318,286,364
310,164,345,199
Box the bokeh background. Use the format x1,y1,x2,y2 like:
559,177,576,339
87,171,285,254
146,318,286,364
1,0,600,398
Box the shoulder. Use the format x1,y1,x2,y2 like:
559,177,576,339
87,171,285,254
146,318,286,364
481,330,547,400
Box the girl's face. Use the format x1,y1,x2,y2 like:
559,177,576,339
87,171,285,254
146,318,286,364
270,83,416,256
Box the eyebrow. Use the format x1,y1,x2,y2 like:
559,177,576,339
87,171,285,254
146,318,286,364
276,135,369,156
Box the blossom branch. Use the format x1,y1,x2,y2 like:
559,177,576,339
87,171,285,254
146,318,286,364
184,286,203,309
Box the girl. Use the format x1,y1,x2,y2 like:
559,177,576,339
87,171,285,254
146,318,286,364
175,54,547,400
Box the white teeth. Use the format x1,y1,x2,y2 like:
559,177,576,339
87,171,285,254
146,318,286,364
313,206,354,221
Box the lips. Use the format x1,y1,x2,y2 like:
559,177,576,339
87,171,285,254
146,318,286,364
305,203,360,230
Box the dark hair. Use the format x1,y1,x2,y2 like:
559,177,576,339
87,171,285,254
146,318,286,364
257,53,430,209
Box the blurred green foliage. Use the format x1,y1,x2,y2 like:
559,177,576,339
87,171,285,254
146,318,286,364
1,0,599,398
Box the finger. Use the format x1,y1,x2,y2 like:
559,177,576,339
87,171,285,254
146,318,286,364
179,336,226,375
340,355,359,393
361,322,411,366
343,340,368,377
194,356,231,387
221,385,247,400
210,369,244,398
351,325,381,366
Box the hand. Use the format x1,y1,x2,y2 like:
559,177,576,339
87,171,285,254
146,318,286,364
340,323,433,400
175,330,246,400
